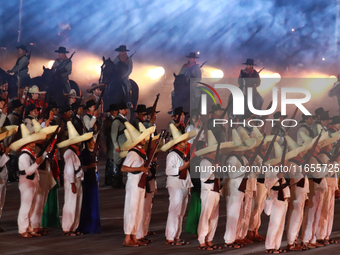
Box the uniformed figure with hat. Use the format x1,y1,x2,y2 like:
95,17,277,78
312,107,327,137
297,114,314,145
103,104,119,185
178,52,202,83
238,58,263,111
52,46,72,92
110,103,129,188
26,85,47,110
168,106,187,135
24,104,41,133
65,89,81,109
71,101,84,136
328,115,340,135
7,45,31,88
143,106,159,130
83,99,99,135
132,104,147,130
207,104,227,142
113,45,133,108
85,83,106,115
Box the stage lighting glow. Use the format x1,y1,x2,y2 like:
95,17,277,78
47,60,55,69
258,70,281,94
322,58,325,61
210,69,224,79
146,67,165,80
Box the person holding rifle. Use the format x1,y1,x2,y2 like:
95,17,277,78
311,107,327,137
120,122,155,246
9,124,47,237
132,104,147,129
85,83,106,115
24,104,41,133
161,123,196,246
144,106,159,129
297,114,314,146
113,45,133,108
7,45,31,88
207,104,227,143
83,99,99,134
186,109,204,144
168,107,187,135
179,52,202,83
52,47,72,93
57,121,93,236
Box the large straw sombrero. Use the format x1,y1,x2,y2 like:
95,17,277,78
121,122,156,151
138,122,160,140
299,128,330,149
86,83,106,93
223,129,256,153
10,124,47,152
284,135,312,155
318,131,340,148
32,119,58,135
264,142,298,166
119,129,132,158
195,130,233,157
57,121,93,148
1,125,19,138
28,85,46,94
161,124,197,152
253,127,280,145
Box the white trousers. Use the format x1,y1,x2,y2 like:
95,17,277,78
165,187,189,241
301,188,324,243
265,198,288,250
31,171,51,229
316,187,335,240
136,179,155,239
238,189,253,239
249,182,268,232
18,176,38,233
286,187,307,245
224,179,244,244
197,189,219,244
0,174,8,219
124,179,145,235
62,178,82,232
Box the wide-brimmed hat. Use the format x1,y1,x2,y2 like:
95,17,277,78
146,106,160,115
57,121,93,148
115,45,130,52
253,127,280,145
138,122,160,140
210,104,224,113
54,46,69,53
264,142,299,166
331,116,340,125
83,99,96,110
86,83,106,93
64,89,80,99
285,134,314,155
186,52,199,58
135,104,147,113
2,125,19,138
299,127,329,147
105,104,119,112
223,129,256,153
318,131,340,148
10,99,23,109
25,104,41,115
172,107,188,117
314,107,326,117
29,85,46,94
59,104,72,114
10,124,47,152
273,111,287,119
299,114,313,123
32,119,58,136
121,122,156,151
119,129,133,158
161,124,197,152
195,130,233,157
320,111,331,121
242,58,256,66
16,45,28,53
49,101,59,109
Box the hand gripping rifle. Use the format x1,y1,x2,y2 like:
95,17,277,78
138,130,166,189
55,52,75,75
238,134,267,192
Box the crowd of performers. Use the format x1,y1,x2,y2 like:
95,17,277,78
0,45,339,254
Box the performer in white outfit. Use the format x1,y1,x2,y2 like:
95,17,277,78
121,122,155,247
161,123,196,246
57,121,93,236
30,120,58,235
10,124,46,238
0,126,18,232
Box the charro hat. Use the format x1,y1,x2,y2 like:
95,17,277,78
119,129,132,158
29,85,46,94
253,127,280,145
121,122,156,151
1,125,19,138
32,119,58,136
138,122,160,140
59,104,72,114
314,107,326,117
54,46,69,53
172,107,188,117
195,130,233,157
10,99,23,109
64,89,80,99
115,45,130,52
242,58,256,66
83,99,96,110
57,121,93,148
320,111,331,121
135,104,147,113
264,142,299,166
86,83,106,93
105,104,119,112
186,52,199,58
10,124,46,152
16,45,28,53
161,124,197,152
25,104,41,115
223,129,256,153
299,114,313,123
331,116,340,125
318,132,340,148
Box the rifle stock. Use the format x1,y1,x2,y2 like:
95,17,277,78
302,130,323,167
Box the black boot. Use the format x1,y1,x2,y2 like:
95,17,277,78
112,163,125,189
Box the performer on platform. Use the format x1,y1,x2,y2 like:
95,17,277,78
7,45,31,88
52,47,72,93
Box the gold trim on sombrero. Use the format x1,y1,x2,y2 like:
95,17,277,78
160,124,197,152
195,130,233,157
10,124,47,152
121,122,156,151
264,142,298,166
32,119,58,135
57,121,93,148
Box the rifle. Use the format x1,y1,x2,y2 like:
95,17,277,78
138,129,166,189
238,134,267,192
260,101,273,133
285,107,299,134
129,51,136,58
262,129,280,163
301,130,323,168
151,93,160,120
94,84,107,111
20,88,29,121
189,123,205,159
4,91,9,106
200,61,207,68
212,141,222,192
37,124,61,158
277,139,288,201
55,52,75,75
258,67,265,73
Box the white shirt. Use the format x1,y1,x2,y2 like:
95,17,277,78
200,158,215,191
185,124,204,144
123,149,144,185
63,148,83,183
166,151,192,188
